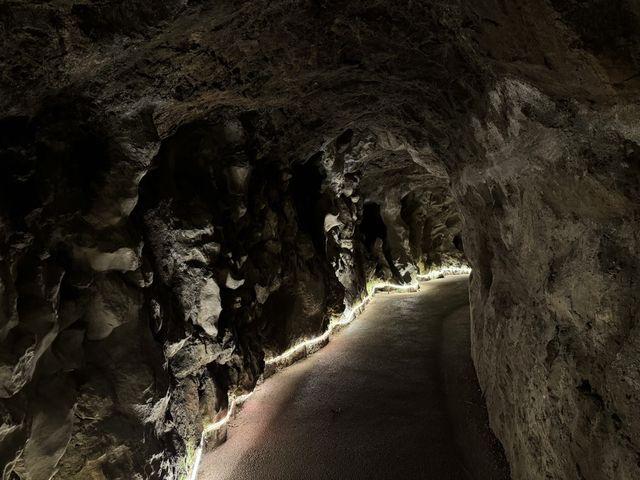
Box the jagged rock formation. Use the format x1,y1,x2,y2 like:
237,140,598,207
0,1,638,479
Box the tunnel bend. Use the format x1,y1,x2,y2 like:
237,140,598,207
1,1,639,479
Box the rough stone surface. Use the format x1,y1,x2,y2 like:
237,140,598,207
198,276,510,480
462,79,640,480
0,1,638,479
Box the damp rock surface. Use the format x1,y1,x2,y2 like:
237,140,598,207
0,1,639,479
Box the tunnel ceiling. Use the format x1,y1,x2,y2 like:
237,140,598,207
1,1,640,479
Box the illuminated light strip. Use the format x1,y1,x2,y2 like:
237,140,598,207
187,392,253,480
186,280,422,480
416,265,471,281
188,443,202,480
202,392,253,434
264,330,331,368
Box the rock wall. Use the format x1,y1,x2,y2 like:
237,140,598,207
453,2,640,478
459,79,640,480
1,0,639,479
0,103,460,478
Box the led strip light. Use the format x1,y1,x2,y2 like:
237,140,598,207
186,269,470,479
187,392,253,480
416,265,471,281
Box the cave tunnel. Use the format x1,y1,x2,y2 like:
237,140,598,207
1,2,640,480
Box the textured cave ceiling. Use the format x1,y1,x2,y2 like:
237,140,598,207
1,1,639,479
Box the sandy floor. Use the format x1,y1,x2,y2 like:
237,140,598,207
198,275,510,480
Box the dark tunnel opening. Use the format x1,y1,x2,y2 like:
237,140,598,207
361,202,387,250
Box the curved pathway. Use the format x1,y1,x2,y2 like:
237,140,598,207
198,275,510,480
